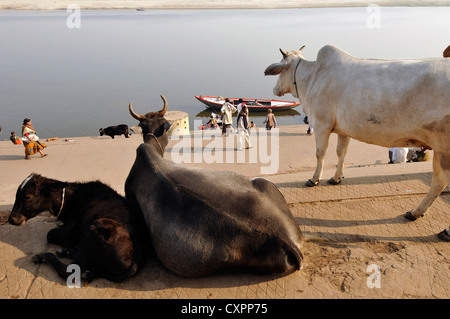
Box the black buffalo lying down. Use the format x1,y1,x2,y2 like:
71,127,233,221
99,124,130,139
8,174,148,283
126,96,304,277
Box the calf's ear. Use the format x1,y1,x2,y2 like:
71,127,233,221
264,62,287,76
40,181,66,196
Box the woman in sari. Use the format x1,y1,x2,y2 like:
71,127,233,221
22,118,47,160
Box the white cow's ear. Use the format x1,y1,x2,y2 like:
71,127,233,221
264,62,287,76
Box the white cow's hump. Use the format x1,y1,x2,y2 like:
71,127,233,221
316,45,354,66
316,44,450,68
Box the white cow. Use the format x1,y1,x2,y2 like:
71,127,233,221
264,45,450,241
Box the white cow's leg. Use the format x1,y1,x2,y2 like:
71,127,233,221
405,152,448,220
306,129,330,187
436,154,450,241
328,134,351,185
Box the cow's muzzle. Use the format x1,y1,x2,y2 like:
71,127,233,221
8,213,27,226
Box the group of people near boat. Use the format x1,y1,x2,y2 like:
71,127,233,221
219,98,277,150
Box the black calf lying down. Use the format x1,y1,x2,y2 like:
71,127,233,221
8,174,148,283
99,124,130,139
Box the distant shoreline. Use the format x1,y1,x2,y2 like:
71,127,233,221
1,0,450,11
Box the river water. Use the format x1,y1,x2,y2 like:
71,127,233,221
0,7,449,139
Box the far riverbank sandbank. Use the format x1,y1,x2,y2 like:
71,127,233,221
2,0,450,10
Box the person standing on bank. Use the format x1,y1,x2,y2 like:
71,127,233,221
263,109,277,130
22,118,47,160
237,105,252,150
220,98,237,137
236,98,245,114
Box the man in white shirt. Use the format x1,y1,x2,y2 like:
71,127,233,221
221,98,237,136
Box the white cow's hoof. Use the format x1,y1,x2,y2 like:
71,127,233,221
305,179,319,187
437,229,450,242
327,178,343,185
404,211,424,221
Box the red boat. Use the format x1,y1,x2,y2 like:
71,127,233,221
195,95,300,112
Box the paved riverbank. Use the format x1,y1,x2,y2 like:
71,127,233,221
0,125,448,299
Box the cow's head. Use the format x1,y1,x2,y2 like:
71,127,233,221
8,174,65,225
264,46,305,97
99,128,105,136
129,95,171,155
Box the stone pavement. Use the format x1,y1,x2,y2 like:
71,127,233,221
0,125,448,299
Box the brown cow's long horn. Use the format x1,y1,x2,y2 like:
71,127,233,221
129,102,145,121
158,95,168,116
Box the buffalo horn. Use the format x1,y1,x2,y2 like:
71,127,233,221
129,102,145,121
158,95,168,116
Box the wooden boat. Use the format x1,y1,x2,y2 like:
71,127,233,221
195,95,300,113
